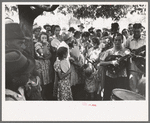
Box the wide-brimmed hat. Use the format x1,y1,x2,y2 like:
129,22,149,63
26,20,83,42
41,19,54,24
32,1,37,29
6,49,35,74
5,17,14,24
43,23,51,30
5,23,29,40
78,23,84,28
68,27,75,32
33,23,41,32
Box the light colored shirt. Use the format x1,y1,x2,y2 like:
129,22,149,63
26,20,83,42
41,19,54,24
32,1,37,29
100,47,129,78
123,35,146,50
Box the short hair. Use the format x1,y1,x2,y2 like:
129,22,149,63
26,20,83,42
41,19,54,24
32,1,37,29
53,25,60,31
133,23,142,29
96,29,101,33
74,31,81,37
82,31,90,38
92,37,100,46
102,31,109,37
122,29,128,34
51,25,60,35
113,33,123,41
57,47,68,60
111,23,119,31
38,31,49,42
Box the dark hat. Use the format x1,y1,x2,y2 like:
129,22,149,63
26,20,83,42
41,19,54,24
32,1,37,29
88,27,95,31
5,23,28,40
5,17,14,24
68,27,75,32
82,31,90,38
96,29,101,32
43,23,51,30
78,23,84,28
6,49,35,74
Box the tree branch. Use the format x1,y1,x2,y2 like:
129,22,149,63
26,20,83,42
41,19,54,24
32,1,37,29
33,5,59,12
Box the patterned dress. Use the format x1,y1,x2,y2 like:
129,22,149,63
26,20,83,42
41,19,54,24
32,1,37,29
54,60,73,101
35,41,53,85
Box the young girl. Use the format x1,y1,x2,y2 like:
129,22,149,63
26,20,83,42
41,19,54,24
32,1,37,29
54,47,73,101
34,32,53,100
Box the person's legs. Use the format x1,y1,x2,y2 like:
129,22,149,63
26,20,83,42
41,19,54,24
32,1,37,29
129,61,141,92
90,92,95,100
103,76,114,100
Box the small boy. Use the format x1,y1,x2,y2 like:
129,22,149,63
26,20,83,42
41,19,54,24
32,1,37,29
83,63,99,100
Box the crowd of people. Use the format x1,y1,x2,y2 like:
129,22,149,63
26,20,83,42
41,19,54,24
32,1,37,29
5,18,146,101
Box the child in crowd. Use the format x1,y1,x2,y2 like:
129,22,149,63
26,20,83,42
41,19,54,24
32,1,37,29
54,47,73,101
34,32,53,100
87,37,101,65
83,63,99,100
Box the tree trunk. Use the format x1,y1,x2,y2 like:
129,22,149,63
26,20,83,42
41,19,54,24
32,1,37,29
18,5,59,57
18,5,35,57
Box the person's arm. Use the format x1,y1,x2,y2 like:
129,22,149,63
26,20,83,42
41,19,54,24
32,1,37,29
100,60,113,66
122,38,130,49
57,68,71,80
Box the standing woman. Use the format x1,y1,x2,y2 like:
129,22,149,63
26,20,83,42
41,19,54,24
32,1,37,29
99,33,130,100
54,47,73,101
34,32,53,100
52,25,62,41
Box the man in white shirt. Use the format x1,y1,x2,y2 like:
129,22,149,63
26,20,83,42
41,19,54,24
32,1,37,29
123,23,146,93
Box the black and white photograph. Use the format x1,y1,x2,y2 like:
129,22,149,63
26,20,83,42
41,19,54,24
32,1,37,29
2,2,148,121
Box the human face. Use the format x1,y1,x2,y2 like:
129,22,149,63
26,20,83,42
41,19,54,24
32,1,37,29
45,26,51,31
46,30,52,36
122,30,129,39
54,27,61,36
93,42,98,49
133,28,141,39
113,35,122,48
128,25,133,35
63,50,68,59
6,39,26,52
83,36,89,42
97,31,102,38
40,34,47,42
79,27,84,32
34,28,41,37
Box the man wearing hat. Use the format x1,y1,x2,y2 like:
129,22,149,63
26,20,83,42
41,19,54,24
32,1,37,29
43,23,52,37
78,23,85,33
68,27,75,37
5,49,41,100
5,22,43,100
43,23,51,31
88,27,96,40
123,23,146,93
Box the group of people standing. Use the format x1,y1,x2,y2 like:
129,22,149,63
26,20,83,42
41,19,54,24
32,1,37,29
5,19,146,101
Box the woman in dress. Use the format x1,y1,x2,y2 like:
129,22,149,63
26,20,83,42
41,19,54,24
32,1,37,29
54,47,73,101
34,32,53,100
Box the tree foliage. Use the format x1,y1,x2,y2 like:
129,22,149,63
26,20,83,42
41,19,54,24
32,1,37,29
57,4,146,21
